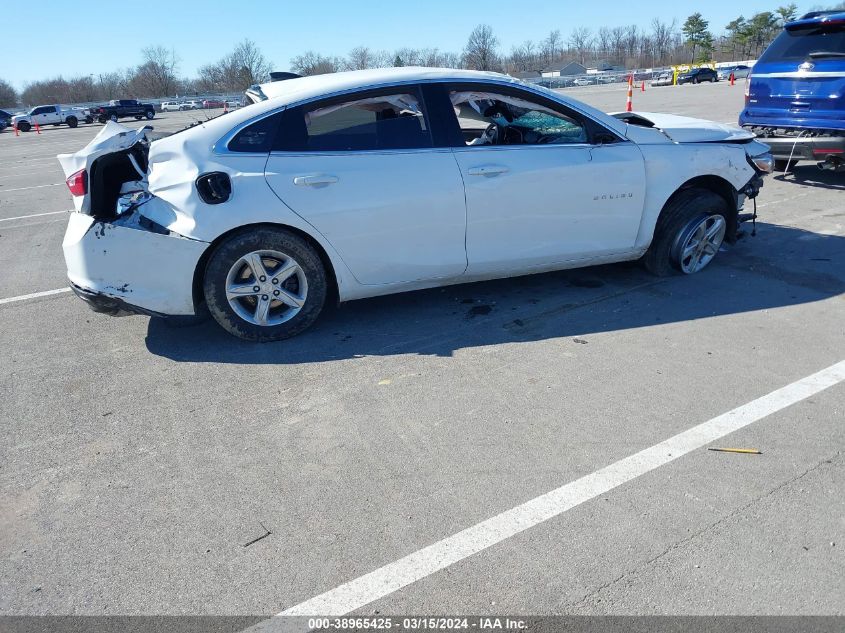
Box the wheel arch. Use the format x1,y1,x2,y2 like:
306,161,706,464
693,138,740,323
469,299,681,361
660,175,739,243
192,222,340,313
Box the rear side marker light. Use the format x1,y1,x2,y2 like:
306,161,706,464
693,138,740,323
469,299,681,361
66,169,87,196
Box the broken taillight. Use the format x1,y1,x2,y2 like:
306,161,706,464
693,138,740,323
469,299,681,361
66,169,87,196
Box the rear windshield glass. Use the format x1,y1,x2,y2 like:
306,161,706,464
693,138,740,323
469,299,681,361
759,25,845,62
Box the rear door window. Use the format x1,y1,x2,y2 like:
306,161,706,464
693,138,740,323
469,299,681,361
275,90,432,152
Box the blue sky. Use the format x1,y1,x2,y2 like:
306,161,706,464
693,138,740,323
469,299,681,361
1,0,817,89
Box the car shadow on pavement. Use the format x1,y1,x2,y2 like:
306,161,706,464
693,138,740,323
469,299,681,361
773,165,845,191
145,222,844,364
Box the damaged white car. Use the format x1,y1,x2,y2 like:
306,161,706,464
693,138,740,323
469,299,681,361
59,68,772,341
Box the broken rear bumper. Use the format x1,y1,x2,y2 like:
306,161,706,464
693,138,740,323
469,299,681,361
70,283,164,317
62,211,209,317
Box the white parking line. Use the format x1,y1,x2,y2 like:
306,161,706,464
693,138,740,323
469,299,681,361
0,183,62,193
258,360,845,623
0,210,68,222
0,287,71,306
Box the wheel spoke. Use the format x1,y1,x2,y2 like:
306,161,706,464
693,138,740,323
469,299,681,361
702,241,719,256
254,297,271,325
276,287,305,309
272,259,300,284
245,253,268,281
686,251,701,272
683,241,699,259
226,283,260,299
705,219,724,240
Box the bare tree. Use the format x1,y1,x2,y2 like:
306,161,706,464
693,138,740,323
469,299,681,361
129,46,179,97
197,39,272,92
0,78,18,108
651,18,677,66
540,29,563,66
290,51,342,76
464,24,500,71
568,28,592,65
344,46,390,70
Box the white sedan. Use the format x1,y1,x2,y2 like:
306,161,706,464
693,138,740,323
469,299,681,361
58,68,773,341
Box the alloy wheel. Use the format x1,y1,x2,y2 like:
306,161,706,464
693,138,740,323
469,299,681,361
676,215,726,274
224,249,308,326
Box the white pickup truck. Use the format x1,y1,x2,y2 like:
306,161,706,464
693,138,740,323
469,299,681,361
12,104,93,132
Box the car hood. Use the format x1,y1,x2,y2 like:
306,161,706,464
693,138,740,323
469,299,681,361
614,112,756,143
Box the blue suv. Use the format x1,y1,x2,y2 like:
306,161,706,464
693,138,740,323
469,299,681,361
739,10,845,171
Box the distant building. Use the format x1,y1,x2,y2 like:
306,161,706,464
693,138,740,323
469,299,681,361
540,61,587,78
586,60,624,72
508,70,541,80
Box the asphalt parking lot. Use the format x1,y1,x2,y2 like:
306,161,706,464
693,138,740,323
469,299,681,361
1,83,843,623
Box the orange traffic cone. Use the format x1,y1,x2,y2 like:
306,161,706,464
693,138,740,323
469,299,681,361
34,119,41,134
223,101,228,114
626,77,633,112
730,72,735,86
13,122,19,136
641,80,645,92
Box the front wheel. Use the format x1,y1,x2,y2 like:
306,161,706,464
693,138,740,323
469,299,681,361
17,121,31,132
109,113,119,122
643,189,729,276
85,116,93,124
203,227,328,341
67,116,78,128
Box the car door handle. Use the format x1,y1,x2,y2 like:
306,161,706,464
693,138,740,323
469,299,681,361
466,165,509,176
293,175,338,186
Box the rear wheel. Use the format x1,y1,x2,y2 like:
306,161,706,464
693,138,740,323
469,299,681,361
203,227,328,341
67,116,78,128
145,110,155,119
85,116,93,124
643,189,729,276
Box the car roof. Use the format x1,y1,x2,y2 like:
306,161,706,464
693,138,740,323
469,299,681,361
243,66,627,135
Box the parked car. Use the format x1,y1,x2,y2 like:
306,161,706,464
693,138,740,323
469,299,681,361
202,99,225,109
93,99,156,123
717,64,752,81
182,100,200,110
224,100,241,109
0,109,11,131
740,10,845,171
160,101,183,112
12,104,93,131
58,67,772,341
677,67,718,84
572,77,593,86
651,71,674,86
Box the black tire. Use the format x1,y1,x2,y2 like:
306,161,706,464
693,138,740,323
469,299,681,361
85,116,93,124
203,227,328,341
67,116,78,128
643,188,730,277
109,113,119,122
17,121,31,132
774,158,798,172
98,116,107,124
145,110,155,120
693,77,700,84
